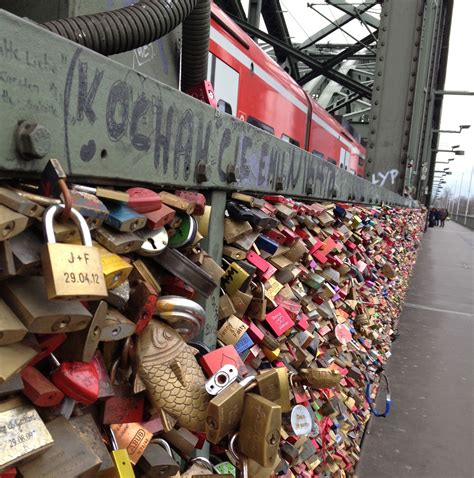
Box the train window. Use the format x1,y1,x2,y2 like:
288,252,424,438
339,149,350,170
207,53,239,116
281,135,300,147
217,99,232,115
358,156,365,167
328,158,337,165
312,150,325,160
247,116,275,135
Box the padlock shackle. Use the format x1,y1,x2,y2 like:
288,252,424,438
150,438,173,457
43,204,92,246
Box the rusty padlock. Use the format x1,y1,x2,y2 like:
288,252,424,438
40,204,107,300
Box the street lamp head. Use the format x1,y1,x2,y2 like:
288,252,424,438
448,157,455,161
460,124,471,130
451,145,460,149
454,150,465,155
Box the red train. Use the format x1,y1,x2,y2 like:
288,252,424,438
208,3,366,177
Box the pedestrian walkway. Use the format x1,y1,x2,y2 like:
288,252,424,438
357,221,474,478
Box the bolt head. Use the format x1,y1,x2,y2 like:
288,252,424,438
15,121,51,160
196,161,210,183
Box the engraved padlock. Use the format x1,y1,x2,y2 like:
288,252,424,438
41,205,108,300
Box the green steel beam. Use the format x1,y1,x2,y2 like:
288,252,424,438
0,9,411,207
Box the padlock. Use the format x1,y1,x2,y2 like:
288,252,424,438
175,190,206,216
107,279,131,309
162,426,199,457
18,416,102,478
143,204,176,230
155,296,206,341
0,397,54,470
205,364,239,396
96,242,134,289
219,292,236,320
246,282,267,322
55,300,108,362
228,434,249,478
9,229,42,276
100,306,136,342
162,276,196,300
168,212,198,249
181,457,214,477
0,373,24,398
138,438,180,477
127,187,162,213
217,315,249,346
136,228,169,256
153,248,218,298
0,187,44,218
135,320,210,432
224,218,253,244
159,191,195,215
93,226,144,254
0,338,39,384
20,365,64,407
237,393,281,467
1,276,92,333
105,202,147,232
130,259,161,294
69,189,109,227
255,368,292,413
70,414,116,478
40,205,107,300
0,240,16,280
297,367,342,389
125,280,157,334
50,354,99,405
110,422,152,465
206,376,255,444
0,299,27,345
0,205,28,242
221,262,250,296
103,358,144,425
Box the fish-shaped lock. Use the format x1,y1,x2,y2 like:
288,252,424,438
134,320,209,432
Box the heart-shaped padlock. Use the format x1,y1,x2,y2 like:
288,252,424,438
51,356,99,405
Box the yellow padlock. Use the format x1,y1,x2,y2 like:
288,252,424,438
41,204,108,300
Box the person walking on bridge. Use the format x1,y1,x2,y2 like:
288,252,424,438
439,208,448,227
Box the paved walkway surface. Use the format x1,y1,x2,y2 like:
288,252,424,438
357,221,474,478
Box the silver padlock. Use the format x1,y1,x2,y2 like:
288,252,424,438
182,457,214,477
229,433,249,478
136,227,168,256
41,205,107,300
155,296,206,340
205,364,239,395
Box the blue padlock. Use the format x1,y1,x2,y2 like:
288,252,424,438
105,202,147,232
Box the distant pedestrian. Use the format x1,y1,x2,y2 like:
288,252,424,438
440,208,448,227
434,208,441,226
428,208,436,227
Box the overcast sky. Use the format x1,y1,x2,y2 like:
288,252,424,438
241,0,473,197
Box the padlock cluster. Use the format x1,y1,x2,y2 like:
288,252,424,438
213,193,425,476
0,161,425,478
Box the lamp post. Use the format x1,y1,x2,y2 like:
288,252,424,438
432,124,471,134
464,166,473,225
456,172,465,217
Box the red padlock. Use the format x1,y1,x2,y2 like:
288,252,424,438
174,190,206,216
161,275,196,299
102,358,144,424
28,333,67,366
21,366,64,407
50,354,99,406
127,187,162,213
143,204,176,230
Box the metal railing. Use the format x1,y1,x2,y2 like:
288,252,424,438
449,213,474,230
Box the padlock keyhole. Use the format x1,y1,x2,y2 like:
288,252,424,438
147,237,158,250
